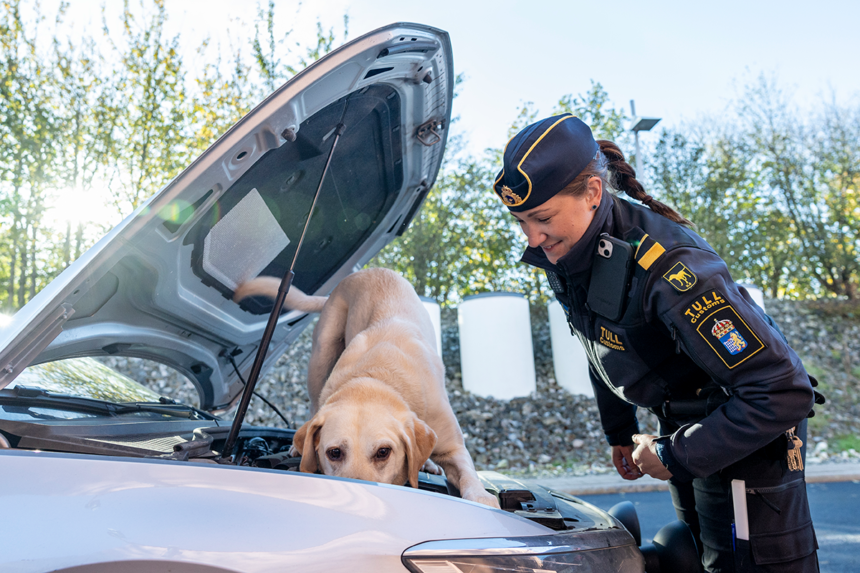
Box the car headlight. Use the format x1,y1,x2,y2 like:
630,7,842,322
402,528,644,573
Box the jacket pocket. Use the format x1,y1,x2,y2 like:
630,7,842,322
746,478,818,565
591,317,669,408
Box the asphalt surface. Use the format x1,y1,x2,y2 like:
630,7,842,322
571,477,860,573
527,461,860,495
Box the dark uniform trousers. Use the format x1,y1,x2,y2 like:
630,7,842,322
662,416,819,573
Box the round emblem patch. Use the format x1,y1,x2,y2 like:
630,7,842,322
500,185,522,206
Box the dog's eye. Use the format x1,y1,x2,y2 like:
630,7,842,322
375,447,391,460
326,448,342,461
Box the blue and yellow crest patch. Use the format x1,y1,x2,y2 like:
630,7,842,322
663,262,697,292
694,302,766,369
712,318,747,355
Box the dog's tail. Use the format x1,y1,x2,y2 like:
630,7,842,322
233,277,327,313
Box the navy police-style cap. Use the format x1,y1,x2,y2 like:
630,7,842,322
493,114,599,212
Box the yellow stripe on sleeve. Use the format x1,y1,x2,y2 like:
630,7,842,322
638,242,665,270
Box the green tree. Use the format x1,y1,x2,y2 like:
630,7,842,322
372,151,547,305
738,75,860,298
52,20,122,263
649,127,801,298
0,0,354,311
100,0,192,214
647,75,860,300
373,156,495,302
0,0,59,310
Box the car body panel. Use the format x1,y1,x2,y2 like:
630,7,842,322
0,450,549,573
0,23,453,411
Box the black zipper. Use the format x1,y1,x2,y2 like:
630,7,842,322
746,478,804,495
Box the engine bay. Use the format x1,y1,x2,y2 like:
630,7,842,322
0,407,613,533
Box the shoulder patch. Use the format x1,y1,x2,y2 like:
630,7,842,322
634,234,665,270
663,262,697,292
694,299,766,369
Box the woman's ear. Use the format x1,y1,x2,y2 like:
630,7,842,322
585,176,603,207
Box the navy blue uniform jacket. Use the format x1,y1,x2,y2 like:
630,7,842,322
522,194,815,480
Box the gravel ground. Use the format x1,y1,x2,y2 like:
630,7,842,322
99,298,860,477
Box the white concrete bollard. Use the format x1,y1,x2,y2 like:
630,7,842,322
458,293,536,400
418,296,443,359
547,300,594,397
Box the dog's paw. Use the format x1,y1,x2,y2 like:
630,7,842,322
463,488,501,509
421,459,443,475
288,445,300,458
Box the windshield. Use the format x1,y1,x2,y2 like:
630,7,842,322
9,357,163,403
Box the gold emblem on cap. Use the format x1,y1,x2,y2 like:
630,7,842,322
500,185,522,206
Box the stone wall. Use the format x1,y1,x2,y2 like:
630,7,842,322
763,300,860,463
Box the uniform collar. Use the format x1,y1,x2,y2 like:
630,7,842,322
519,191,615,280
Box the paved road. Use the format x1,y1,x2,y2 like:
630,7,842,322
579,481,860,573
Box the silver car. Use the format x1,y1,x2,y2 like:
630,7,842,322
0,23,694,573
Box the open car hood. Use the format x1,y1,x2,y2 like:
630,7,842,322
0,23,453,411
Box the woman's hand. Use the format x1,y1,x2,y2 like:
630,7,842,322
631,434,673,480
611,444,643,480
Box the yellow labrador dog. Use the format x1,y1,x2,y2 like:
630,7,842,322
234,268,499,508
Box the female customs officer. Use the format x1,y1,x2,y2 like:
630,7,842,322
493,114,823,572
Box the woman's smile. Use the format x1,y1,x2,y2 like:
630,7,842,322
541,240,562,254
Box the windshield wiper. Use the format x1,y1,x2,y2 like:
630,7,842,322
0,387,117,416
113,402,217,420
1,386,216,420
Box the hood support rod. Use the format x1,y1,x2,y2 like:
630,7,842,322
221,121,346,463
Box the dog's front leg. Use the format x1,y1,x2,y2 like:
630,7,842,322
434,448,500,509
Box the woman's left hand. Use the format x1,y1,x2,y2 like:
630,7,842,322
631,434,673,480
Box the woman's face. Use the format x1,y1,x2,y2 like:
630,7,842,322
510,177,603,264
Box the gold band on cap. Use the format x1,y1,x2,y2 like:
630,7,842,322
513,115,576,207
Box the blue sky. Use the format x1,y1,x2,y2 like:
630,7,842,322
50,0,860,156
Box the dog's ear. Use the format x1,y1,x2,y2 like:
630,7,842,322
293,413,326,474
401,414,437,488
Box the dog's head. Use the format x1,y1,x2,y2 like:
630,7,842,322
292,381,437,487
